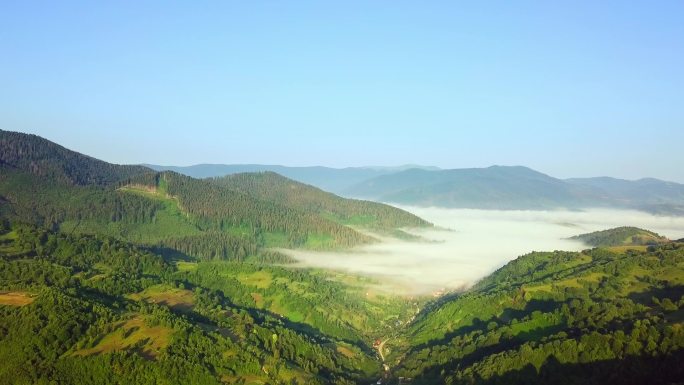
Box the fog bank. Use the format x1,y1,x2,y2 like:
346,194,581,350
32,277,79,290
284,208,684,295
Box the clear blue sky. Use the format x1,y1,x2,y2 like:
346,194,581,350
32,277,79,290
1,1,683,181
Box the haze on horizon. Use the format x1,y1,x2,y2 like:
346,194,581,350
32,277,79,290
1,2,683,182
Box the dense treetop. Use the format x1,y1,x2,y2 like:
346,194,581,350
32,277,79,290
0,130,150,186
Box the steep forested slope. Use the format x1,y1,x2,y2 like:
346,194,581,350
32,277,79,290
0,131,428,255
0,130,150,186
393,243,684,384
123,171,377,249
210,172,430,229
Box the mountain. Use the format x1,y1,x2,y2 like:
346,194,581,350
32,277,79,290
566,177,684,214
0,131,435,384
2,130,683,385
394,241,684,384
345,165,684,213
566,177,684,202
569,226,670,247
145,163,439,194
146,162,684,214
210,172,429,230
345,166,594,209
0,130,430,256
0,130,150,186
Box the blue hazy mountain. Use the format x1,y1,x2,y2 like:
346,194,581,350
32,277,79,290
144,163,440,194
345,166,684,213
145,163,684,214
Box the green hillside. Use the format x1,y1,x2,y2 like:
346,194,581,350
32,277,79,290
0,222,387,385
392,243,684,384
0,129,150,186
122,171,379,250
0,131,428,255
4,218,683,384
211,172,430,230
570,226,669,247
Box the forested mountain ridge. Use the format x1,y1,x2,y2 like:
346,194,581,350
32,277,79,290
149,156,684,214
121,171,380,249
0,129,432,383
209,172,430,230
391,241,684,384
0,131,428,254
0,129,150,186
569,226,670,247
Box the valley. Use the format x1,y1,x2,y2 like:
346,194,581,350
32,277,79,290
1,131,683,385
3,2,683,384
283,207,684,295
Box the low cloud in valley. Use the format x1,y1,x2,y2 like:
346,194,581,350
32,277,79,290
283,207,684,295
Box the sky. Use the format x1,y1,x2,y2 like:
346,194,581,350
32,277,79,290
1,1,683,181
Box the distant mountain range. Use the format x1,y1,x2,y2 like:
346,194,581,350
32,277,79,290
147,163,684,215
347,166,684,213
145,163,440,194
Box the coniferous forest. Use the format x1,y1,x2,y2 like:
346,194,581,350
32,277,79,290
1,130,684,385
